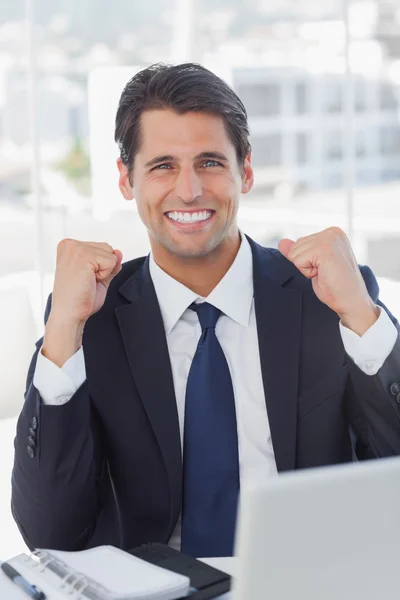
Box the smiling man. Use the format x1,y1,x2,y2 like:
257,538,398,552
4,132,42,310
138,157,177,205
12,63,400,558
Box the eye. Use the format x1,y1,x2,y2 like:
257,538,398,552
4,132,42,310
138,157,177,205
202,160,222,168
153,163,172,171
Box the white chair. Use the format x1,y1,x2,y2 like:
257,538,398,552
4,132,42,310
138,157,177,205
0,272,40,558
0,416,28,557
0,273,38,419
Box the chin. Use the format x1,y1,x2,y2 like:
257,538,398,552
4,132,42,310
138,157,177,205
169,244,216,259
161,235,222,260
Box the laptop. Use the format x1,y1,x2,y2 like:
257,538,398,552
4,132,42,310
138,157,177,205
232,456,400,600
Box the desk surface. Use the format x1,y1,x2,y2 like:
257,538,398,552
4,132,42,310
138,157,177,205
199,557,236,577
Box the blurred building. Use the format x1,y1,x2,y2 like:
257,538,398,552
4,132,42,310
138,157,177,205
376,0,400,59
0,69,88,162
233,67,400,193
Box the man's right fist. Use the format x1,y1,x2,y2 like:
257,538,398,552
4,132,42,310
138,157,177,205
50,239,123,326
41,240,123,368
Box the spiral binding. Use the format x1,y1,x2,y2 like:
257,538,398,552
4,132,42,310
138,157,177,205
26,551,114,600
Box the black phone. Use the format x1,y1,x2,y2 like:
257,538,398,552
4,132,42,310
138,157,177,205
128,543,231,599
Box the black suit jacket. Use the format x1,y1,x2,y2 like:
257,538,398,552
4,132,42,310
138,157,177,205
11,237,400,551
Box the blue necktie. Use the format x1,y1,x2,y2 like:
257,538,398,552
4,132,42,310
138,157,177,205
181,302,240,558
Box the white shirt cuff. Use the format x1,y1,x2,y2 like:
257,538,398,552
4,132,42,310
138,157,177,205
339,306,398,375
33,346,87,405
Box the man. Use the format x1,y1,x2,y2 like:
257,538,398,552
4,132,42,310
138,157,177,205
12,63,400,558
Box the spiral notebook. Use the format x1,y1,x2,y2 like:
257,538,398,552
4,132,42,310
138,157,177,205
0,545,191,600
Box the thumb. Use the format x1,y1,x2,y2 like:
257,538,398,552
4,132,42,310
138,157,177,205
278,238,295,259
113,249,123,269
102,249,123,288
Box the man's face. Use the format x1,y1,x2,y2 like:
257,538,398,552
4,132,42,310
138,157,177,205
118,109,253,259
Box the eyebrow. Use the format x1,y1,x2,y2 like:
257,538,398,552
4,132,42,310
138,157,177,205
144,151,229,169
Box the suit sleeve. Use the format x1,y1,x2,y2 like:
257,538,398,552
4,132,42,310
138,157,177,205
34,346,86,405
11,295,106,550
344,266,400,458
339,306,398,375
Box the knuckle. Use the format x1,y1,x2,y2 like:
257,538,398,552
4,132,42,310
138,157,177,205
57,238,73,253
101,255,117,271
328,226,344,238
96,242,114,252
57,238,83,260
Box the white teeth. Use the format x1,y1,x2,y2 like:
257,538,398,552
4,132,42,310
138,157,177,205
167,211,212,223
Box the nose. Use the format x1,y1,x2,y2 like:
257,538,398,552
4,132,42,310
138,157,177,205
174,167,203,204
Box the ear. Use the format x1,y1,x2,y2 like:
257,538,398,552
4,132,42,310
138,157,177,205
241,154,254,195
117,158,134,200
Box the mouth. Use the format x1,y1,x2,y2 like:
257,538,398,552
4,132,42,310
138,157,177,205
164,209,215,230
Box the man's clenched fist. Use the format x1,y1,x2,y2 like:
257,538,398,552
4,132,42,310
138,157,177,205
278,227,379,337
43,240,123,368
51,239,123,324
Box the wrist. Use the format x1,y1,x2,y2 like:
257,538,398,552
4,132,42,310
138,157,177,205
339,301,380,337
43,314,86,368
47,306,86,328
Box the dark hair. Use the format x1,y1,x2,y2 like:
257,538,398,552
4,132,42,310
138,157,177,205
114,63,251,180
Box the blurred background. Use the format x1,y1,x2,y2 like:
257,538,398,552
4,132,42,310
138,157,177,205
1,0,400,556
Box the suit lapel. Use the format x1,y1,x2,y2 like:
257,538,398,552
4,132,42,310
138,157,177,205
114,238,302,512
115,258,182,532
248,238,302,472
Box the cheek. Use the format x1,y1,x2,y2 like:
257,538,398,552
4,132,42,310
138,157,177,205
135,182,166,218
214,182,240,213
204,174,239,202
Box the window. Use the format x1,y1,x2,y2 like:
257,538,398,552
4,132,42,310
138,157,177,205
235,83,281,117
380,84,398,111
355,80,366,112
324,130,343,160
355,130,367,157
323,82,343,114
380,127,400,156
295,83,309,115
250,134,282,167
296,132,309,165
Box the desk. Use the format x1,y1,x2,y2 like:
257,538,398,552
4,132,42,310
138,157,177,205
199,557,236,599
0,555,236,600
0,553,236,600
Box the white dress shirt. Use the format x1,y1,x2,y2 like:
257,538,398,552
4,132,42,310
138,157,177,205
33,235,398,549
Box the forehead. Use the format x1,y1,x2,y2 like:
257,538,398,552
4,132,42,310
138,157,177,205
137,109,236,159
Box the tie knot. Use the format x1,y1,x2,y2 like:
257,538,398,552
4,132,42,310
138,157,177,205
191,302,221,331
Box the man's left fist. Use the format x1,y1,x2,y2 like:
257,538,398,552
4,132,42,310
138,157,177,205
278,227,380,336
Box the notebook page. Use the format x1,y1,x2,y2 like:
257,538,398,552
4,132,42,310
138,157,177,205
44,546,190,599
0,564,33,600
4,555,67,600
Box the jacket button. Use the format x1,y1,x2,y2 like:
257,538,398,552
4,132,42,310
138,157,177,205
27,446,35,459
31,417,38,430
390,383,400,396
28,436,36,448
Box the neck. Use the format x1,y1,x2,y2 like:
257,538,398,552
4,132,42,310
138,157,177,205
151,232,241,297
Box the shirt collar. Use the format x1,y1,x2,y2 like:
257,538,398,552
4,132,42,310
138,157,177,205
149,233,254,334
